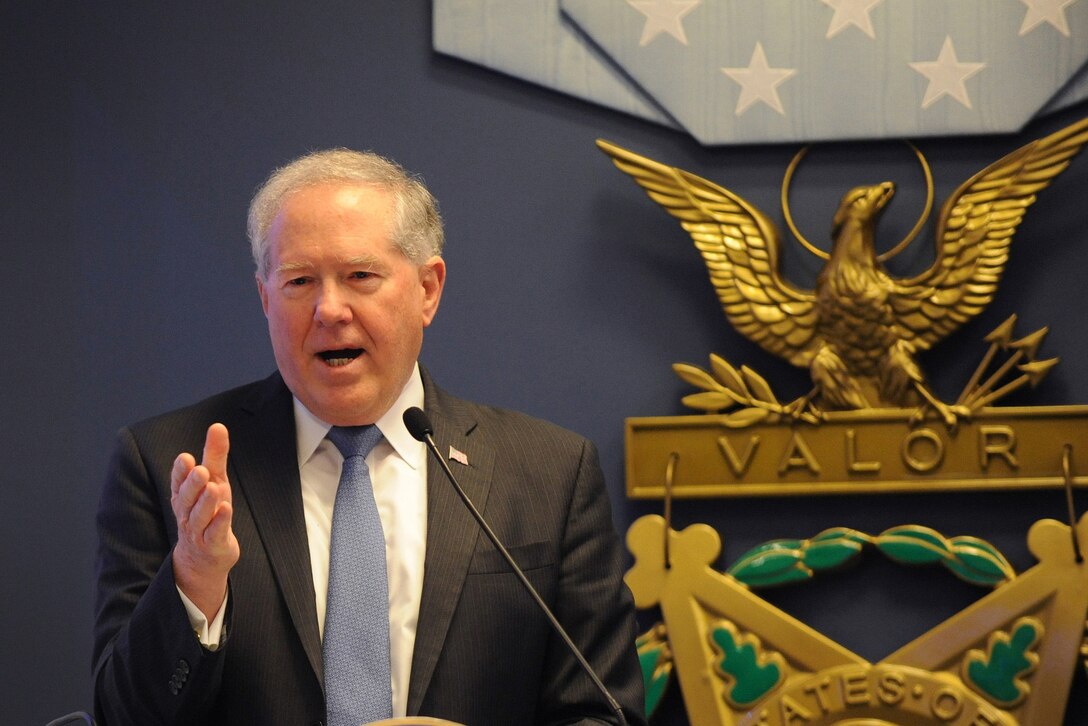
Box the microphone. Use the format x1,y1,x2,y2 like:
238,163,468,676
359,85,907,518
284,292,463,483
402,406,629,726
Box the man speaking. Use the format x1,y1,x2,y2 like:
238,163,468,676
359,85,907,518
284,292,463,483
93,149,646,725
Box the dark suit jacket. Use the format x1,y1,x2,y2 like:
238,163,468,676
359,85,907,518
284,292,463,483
93,369,646,726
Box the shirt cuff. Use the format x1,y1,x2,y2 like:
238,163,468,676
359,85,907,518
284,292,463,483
176,586,228,651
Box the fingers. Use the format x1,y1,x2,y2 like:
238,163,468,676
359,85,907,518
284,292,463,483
170,454,199,526
185,478,229,537
203,500,234,546
171,459,217,526
171,422,232,517
170,423,238,560
171,452,196,497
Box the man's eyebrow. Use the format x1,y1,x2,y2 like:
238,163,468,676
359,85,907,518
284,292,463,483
273,256,384,275
340,255,382,267
273,261,313,275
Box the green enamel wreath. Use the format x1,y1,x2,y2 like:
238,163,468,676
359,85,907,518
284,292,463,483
727,525,1015,588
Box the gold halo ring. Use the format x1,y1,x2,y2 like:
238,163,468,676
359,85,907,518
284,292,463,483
781,142,934,263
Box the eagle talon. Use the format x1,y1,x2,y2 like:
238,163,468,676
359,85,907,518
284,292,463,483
910,401,971,430
782,391,823,423
782,394,811,419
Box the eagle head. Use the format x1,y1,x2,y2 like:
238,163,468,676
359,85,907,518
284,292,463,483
832,181,895,236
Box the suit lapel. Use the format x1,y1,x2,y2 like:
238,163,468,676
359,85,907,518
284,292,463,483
406,376,496,715
229,374,325,686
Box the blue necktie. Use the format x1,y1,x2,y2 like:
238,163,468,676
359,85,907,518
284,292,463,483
324,425,392,726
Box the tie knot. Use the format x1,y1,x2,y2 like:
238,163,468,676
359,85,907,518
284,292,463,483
327,425,384,460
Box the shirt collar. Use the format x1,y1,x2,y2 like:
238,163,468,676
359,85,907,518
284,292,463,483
293,363,427,471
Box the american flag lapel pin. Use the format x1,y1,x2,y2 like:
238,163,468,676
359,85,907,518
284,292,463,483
448,445,469,466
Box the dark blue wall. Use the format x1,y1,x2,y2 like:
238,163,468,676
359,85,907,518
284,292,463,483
5,2,1088,723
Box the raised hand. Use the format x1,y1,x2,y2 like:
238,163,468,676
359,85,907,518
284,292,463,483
170,422,241,619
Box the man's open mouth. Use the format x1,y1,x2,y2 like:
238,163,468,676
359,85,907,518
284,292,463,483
317,348,364,367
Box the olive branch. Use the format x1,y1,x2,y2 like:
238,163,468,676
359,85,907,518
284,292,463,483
726,525,1016,589
673,354,819,426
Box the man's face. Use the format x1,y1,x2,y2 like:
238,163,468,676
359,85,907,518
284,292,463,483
257,182,445,426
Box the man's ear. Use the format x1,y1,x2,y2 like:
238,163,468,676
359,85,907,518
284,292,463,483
420,256,446,327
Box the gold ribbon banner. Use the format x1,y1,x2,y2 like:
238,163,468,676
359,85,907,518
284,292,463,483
626,406,1088,498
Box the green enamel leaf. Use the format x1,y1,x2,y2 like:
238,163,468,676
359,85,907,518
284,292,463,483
728,540,802,573
946,561,1005,587
802,539,864,571
951,535,1004,559
946,545,1014,586
639,646,671,717
811,527,869,545
728,549,803,582
951,537,1014,576
881,525,947,550
745,539,805,554
876,536,947,565
710,625,782,706
966,621,1039,705
636,624,673,718
739,568,813,588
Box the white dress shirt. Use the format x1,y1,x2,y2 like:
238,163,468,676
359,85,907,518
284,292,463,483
180,365,429,718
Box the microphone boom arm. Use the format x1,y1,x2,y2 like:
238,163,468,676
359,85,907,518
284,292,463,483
404,408,629,726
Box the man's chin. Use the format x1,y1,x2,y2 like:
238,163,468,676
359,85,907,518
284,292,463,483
302,388,389,427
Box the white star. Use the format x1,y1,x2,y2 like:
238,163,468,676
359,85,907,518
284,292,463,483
820,0,883,39
721,43,797,116
1018,0,1077,36
908,36,986,110
627,0,701,46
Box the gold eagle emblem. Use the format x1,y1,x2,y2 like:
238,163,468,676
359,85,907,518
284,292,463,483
598,118,1088,426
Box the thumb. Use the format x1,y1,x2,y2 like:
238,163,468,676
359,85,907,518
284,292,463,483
202,423,231,483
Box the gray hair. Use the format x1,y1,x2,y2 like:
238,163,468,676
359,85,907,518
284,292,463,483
247,148,444,278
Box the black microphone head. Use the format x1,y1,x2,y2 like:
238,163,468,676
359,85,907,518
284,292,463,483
403,406,434,441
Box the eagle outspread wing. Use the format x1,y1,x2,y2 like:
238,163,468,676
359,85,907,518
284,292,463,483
597,139,819,368
894,116,1088,351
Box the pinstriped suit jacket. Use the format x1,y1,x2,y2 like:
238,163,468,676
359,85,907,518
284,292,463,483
93,369,646,725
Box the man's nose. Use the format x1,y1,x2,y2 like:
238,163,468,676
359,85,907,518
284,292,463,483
314,283,352,325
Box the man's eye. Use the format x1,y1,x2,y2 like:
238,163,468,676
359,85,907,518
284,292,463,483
350,271,372,280
286,277,309,287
